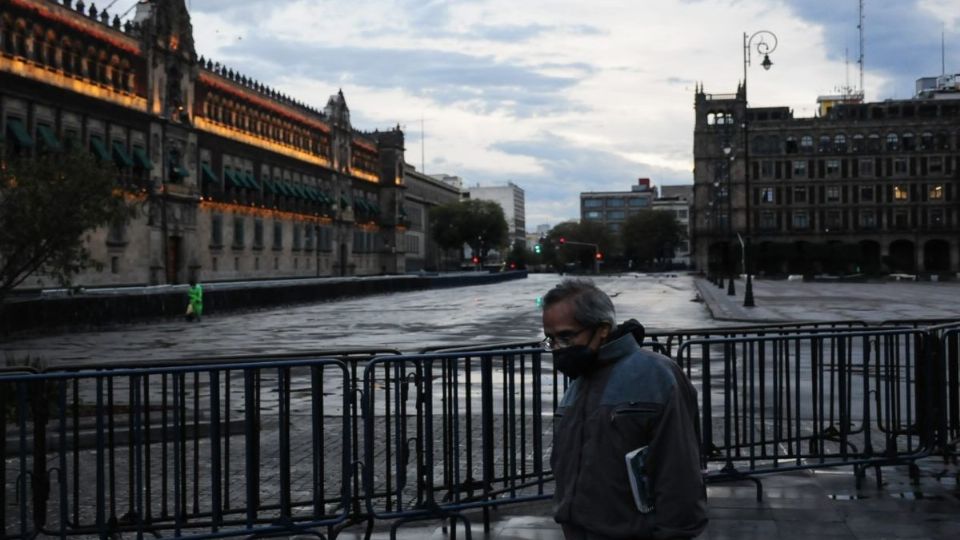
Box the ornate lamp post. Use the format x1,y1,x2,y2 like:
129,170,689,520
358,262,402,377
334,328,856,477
741,30,778,307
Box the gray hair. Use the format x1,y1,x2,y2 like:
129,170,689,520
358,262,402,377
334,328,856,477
542,278,616,328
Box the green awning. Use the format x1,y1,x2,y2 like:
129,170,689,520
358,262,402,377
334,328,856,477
112,142,134,168
244,171,260,191
200,163,217,183
399,206,408,217
320,192,333,205
132,147,154,170
272,180,287,196
89,135,110,161
263,179,278,194
340,195,350,209
353,199,368,212
6,118,34,148
368,202,381,214
224,169,245,189
36,125,62,152
172,164,190,178
303,187,317,201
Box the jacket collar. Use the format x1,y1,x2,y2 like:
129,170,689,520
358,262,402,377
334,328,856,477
595,333,641,368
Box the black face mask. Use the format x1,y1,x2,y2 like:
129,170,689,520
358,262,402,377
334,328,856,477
553,344,598,379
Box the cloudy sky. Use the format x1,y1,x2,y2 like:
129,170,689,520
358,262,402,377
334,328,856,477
182,0,959,229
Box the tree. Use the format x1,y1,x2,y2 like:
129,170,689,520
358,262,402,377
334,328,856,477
545,220,615,272
429,199,509,264
621,210,682,269
0,150,136,300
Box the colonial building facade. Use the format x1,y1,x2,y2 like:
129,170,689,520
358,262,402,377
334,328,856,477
693,82,960,277
1,0,410,289
401,164,462,271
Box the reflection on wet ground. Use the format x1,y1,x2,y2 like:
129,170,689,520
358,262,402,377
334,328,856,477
3,273,713,365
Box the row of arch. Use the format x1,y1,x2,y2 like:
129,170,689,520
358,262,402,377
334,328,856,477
1,12,138,94
709,238,956,275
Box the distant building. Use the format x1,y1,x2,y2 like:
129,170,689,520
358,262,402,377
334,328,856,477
580,178,657,235
402,165,462,271
431,173,465,193
652,185,693,267
693,76,960,276
466,182,526,247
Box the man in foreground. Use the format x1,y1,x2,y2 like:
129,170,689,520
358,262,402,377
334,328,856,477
544,278,707,539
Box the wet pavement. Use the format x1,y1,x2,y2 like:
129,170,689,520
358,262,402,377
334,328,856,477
1,273,713,365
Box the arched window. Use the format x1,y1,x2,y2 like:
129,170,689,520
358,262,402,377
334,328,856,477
834,134,847,152
920,131,933,150
851,134,864,152
800,135,813,152
901,132,915,151
867,133,881,152
886,133,899,151
818,135,832,153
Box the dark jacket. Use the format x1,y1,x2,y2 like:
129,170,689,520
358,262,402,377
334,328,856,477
551,333,708,539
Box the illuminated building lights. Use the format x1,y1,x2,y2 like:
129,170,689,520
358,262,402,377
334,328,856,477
0,57,148,111
194,116,332,168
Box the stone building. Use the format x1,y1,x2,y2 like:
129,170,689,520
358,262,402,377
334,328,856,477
402,164,462,271
693,81,960,277
1,0,409,289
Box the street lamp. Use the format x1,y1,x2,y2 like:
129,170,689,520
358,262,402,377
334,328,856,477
741,30,778,308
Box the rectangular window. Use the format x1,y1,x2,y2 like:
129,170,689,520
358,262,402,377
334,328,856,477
211,215,223,246
929,156,943,174
826,186,840,202
761,187,775,203
293,224,302,250
894,209,909,229
929,184,944,200
859,159,874,176
893,185,909,201
893,158,908,175
930,209,944,228
759,211,777,230
607,223,622,233
606,198,624,208
825,210,842,229
826,159,840,176
254,220,264,248
585,210,602,219
628,198,648,207
760,161,774,178
792,211,809,229
583,199,602,208
792,160,806,177
860,210,876,229
677,209,688,219
273,222,283,249
793,187,807,203
233,217,245,248
305,225,314,251
606,210,625,220
860,186,874,202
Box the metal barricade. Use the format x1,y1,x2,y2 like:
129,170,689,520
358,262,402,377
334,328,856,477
675,328,935,489
939,327,960,453
1,357,352,540
361,348,555,537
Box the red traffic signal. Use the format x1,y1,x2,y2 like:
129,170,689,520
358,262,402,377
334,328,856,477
595,252,603,260
472,256,479,264
559,237,566,244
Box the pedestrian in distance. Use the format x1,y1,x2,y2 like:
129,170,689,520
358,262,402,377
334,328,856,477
185,277,203,322
543,278,707,539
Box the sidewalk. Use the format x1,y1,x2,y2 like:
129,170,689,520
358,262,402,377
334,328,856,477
334,456,960,539
695,276,960,323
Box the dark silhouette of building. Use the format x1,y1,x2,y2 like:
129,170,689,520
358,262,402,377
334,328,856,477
693,80,960,277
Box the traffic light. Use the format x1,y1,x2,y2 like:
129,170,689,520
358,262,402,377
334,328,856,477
559,237,566,244
595,252,604,261
472,256,479,264
534,243,542,254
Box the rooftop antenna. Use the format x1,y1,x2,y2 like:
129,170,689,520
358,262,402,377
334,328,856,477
857,0,865,97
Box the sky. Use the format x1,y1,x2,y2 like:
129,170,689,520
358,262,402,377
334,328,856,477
177,0,960,230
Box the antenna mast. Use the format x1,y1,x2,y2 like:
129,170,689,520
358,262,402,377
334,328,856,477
857,0,865,97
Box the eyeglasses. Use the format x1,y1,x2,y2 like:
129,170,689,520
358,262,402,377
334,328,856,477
541,327,593,350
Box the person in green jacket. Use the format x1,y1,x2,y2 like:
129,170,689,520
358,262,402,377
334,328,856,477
186,278,203,322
